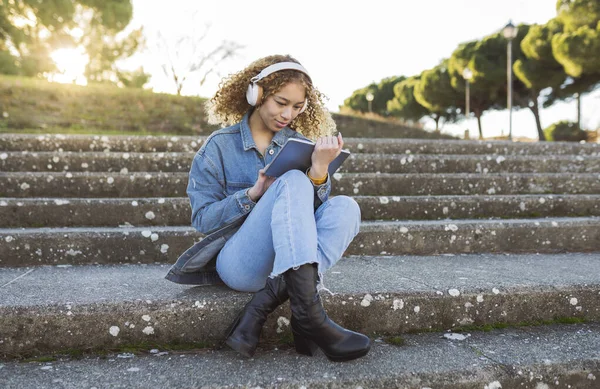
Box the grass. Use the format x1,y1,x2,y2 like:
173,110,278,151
0,75,217,135
0,126,181,137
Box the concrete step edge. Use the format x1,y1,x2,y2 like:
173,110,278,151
1,252,599,359
3,171,600,177
1,217,599,267
3,151,600,175
4,194,600,201
1,150,600,159
1,324,599,388
3,172,600,198
1,216,599,233
2,172,599,199
2,194,600,228
4,150,600,160
2,133,599,155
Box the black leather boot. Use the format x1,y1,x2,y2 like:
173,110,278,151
284,263,371,362
224,275,289,357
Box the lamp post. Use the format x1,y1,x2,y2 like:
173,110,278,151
503,20,518,141
462,68,473,139
365,92,374,113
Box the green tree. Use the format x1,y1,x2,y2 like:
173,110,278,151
83,24,145,83
414,61,461,132
342,76,405,115
342,84,377,113
551,0,600,129
555,0,600,31
373,75,405,115
449,29,545,140
0,50,19,75
0,0,72,76
448,39,507,139
387,76,430,124
513,20,567,141
0,0,142,83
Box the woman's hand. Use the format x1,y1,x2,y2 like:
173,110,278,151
247,168,276,202
310,133,344,178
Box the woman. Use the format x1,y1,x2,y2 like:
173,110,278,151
187,54,370,362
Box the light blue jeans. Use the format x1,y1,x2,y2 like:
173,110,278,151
216,170,361,293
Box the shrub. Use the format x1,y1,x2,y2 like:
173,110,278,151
543,121,588,142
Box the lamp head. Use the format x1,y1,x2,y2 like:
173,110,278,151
503,20,518,40
462,68,473,80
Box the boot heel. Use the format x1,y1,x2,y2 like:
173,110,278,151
292,331,318,356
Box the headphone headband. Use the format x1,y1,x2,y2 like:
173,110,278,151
250,62,311,83
246,61,311,113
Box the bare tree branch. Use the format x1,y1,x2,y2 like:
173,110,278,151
155,22,243,95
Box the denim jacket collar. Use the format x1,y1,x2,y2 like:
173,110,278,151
240,111,296,152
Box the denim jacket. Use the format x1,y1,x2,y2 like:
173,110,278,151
165,112,332,285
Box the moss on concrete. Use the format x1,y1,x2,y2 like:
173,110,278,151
452,316,587,333
21,356,57,363
12,341,216,363
384,336,405,346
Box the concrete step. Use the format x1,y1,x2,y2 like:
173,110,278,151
2,195,600,228
1,217,598,267
2,172,599,198
2,325,599,389
3,151,600,174
1,253,599,359
346,153,599,174
356,194,600,221
2,133,600,155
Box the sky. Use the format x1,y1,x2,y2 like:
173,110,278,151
123,0,600,140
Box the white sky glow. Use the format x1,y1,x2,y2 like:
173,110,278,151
49,47,88,86
119,0,600,139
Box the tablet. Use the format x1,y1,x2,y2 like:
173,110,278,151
264,138,351,178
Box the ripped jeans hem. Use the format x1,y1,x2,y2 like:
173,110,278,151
268,261,335,296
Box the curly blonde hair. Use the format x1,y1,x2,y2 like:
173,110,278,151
206,54,336,140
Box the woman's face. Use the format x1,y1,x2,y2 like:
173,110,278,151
257,81,306,133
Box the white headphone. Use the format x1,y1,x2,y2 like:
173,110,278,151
246,61,311,113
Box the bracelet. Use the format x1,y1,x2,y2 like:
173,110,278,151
307,168,328,185
245,188,256,203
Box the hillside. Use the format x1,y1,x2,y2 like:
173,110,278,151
0,75,455,139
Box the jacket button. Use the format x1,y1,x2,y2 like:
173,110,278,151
268,149,274,155
244,205,250,210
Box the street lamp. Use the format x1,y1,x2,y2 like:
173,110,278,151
503,20,518,141
365,92,374,113
462,68,473,139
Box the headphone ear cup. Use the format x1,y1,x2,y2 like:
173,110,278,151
246,83,259,106
254,86,263,106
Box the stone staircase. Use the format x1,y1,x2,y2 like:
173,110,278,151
1,133,599,388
